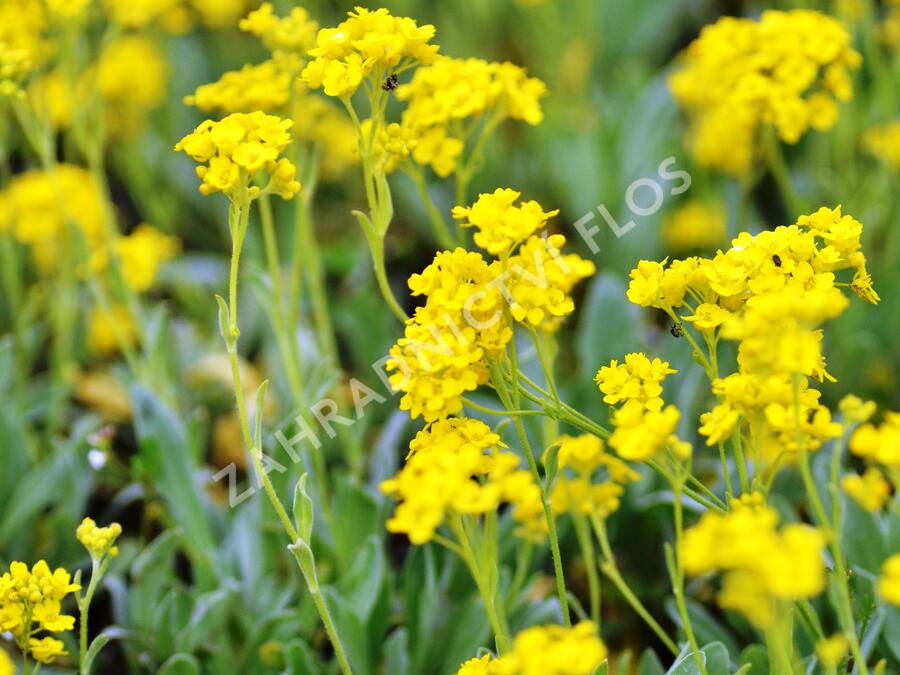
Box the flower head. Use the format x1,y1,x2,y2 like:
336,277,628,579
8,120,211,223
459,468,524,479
175,112,300,200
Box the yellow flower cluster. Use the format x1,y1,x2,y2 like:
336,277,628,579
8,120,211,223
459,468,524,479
239,2,318,55
387,248,510,421
0,0,47,95
186,61,292,114
380,418,543,544
175,112,300,199
878,554,900,605
669,10,860,174
187,3,318,114
595,353,677,411
301,7,439,98
452,188,558,255
0,165,105,271
841,467,891,512
681,493,827,627
290,93,359,180
0,560,80,664
102,0,185,31
76,517,123,560
627,207,876,465
816,634,849,668
593,353,687,462
88,304,140,357
879,0,900,46
504,234,595,328
661,200,727,252
850,412,900,467
27,70,74,129
454,621,607,675
91,224,180,293
95,35,168,135
863,121,900,169
387,193,593,422
550,434,639,519
394,57,547,175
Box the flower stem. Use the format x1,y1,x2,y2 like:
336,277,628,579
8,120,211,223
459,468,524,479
590,513,678,656
791,375,867,675
491,353,571,627
449,515,513,654
224,193,351,675
669,476,708,675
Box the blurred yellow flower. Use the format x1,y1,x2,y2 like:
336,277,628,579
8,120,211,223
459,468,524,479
669,10,860,175
88,304,139,357
661,200,726,251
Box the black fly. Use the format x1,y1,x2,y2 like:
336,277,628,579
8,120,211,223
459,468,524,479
382,73,399,91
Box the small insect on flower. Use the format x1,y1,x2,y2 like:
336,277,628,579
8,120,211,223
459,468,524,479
772,254,782,267
382,73,399,91
670,323,683,337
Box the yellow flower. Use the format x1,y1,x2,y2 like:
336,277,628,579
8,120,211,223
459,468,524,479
862,121,900,169
699,402,741,445
28,70,74,130
556,434,605,474
0,560,80,663
454,622,606,675
95,35,168,135
594,352,676,411
683,302,731,332
239,2,318,55
669,10,860,175
380,418,539,544
661,200,727,251
838,394,877,423
102,0,184,30
302,7,439,98
452,188,559,256
88,304,139,358
609,401,685,462
175,112,300,200
185,61,293,114
505,234,595,330
850,412,900,467
77,517,123,560
455,655,497,675
816,634,848,668
28,637,67,664
681,496,827,627
91,224,180,293
0,165,105,272
878,554,900,605
841,468,891,512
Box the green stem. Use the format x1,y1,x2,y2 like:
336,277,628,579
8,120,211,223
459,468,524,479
670,478,708,675
79,558,102,674
529,327,561,412
572,512,601,626
224,193,351,675
408,166,455,249
449,516,512,654
764,128,802,217
0,235,27,419
590,513,678,656
290,155,339,368
791,375,867,675
491,357,571,626
258,193,306,407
